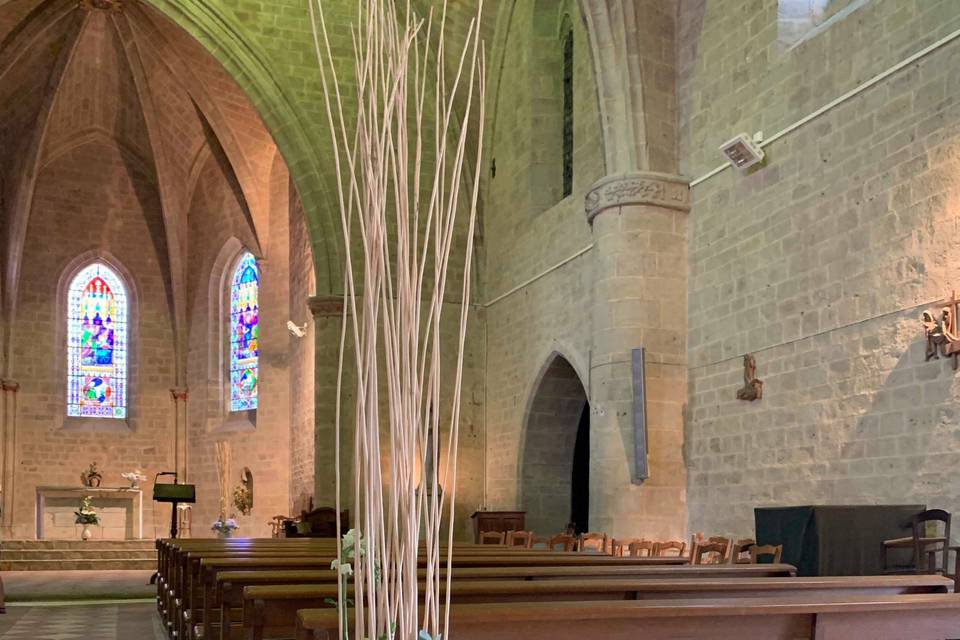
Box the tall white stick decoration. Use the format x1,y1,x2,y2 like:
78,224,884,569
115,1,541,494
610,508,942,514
309,1,485,638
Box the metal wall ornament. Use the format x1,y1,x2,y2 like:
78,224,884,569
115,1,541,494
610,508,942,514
81,462,102,487
736,353,763,401
922,292,960,369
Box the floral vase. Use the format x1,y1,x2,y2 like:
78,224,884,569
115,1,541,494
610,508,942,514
217,528,233,539
81,524,92,541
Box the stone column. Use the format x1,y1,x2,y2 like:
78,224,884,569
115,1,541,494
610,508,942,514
585,172,689,540
170,387,188,481
0,379,18,537
307,295,350,509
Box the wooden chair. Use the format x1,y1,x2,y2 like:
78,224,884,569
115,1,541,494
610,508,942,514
285,507,350,538
610,538,634,557
653,540,686,557
692,542,729,565
268,515,289,538
506,530,533,548
730,538,756,564
578,532,608,554
882,509,951,575
627,540,655,557
548,533,576,551
530,535,551,549
708,536,732,562
749,544,783,564
479,531,505,545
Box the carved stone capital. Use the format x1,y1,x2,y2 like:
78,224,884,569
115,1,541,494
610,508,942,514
1,380,20,393
308,295,345,318
78,0,125,12
585,171,690,223
170,387,189,401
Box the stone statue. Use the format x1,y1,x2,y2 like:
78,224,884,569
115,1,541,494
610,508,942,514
81,462,102,487
241,467,253,513
736,353,763,401
232,468,254,516
922,309,948,361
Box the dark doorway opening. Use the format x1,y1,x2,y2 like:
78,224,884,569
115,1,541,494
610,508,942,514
570,402,590,534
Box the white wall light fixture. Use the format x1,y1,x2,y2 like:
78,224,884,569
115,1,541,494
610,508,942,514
719,132,765,171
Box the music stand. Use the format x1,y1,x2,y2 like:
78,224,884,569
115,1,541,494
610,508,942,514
150,473,195,585
153,472,196,539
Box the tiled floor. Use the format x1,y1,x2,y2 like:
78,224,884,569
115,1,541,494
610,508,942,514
0,571,163,639
2,570,155,602
0,602,165,639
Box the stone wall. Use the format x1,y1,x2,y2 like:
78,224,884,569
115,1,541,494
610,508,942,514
184,147,298,539
288,192,316,514
681,0,960,538
10,141,175,540
481,0,604,534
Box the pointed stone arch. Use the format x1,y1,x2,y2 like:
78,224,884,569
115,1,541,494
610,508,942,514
519,352,589,536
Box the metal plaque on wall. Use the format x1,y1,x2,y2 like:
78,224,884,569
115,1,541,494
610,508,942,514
631,347,650,484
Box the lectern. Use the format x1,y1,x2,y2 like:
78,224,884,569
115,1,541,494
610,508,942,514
153,477,195,539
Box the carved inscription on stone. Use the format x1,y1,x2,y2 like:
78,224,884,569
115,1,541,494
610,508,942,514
585,172,690,223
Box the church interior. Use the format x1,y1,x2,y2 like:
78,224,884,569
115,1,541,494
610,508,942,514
3,0,960,638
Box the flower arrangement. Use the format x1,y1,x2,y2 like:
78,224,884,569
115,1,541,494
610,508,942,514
211,516,238,538
74,496,99,525
232,484,251,515
121,470,147,488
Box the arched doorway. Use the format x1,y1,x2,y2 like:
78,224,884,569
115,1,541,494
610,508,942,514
520,354,589,536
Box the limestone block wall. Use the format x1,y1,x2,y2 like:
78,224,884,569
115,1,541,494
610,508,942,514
184,149,296,539
681,0,960,538
9,142,175,540
481,0,604,535
289,193,316,514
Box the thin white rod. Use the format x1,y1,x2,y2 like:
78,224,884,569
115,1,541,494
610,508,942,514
482,243,593,308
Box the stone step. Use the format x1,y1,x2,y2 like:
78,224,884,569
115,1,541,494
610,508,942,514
0,558,155,571
0,549,156,560
0,539,158,570
0,539,156,550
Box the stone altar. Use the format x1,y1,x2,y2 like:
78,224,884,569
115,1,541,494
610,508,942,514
36,486,143,540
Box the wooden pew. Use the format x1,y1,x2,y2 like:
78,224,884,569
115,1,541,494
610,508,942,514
238,575,950,640
296,592,960,640
156,540,531,638
174,548,688,640
203,564,797,640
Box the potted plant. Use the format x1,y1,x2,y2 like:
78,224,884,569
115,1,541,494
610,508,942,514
74,496,99,540
211,515,238,538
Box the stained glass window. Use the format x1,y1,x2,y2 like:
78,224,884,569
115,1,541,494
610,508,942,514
229,252,259,412
562,29,574,198
67,262,128,419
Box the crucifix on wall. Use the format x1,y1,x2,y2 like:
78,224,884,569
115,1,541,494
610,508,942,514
922,291,960,370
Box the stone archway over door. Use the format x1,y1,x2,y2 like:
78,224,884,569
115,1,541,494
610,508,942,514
521,355,588,536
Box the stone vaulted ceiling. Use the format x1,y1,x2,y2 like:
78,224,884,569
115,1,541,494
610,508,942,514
0,0,283,380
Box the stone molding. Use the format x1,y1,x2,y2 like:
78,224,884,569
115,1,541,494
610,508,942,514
585,171,691,223
170,387,189,401
308,295,345,318
1,380,20,393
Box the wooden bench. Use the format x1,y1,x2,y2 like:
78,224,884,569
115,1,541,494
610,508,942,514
201,563,798,640
296,592,960,640
177,550,690,640
236,574,950,640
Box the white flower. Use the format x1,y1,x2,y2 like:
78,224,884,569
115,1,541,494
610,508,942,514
330,559,353,576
